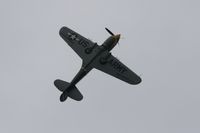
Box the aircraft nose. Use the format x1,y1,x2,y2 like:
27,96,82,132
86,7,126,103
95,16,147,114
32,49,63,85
114,34,120,42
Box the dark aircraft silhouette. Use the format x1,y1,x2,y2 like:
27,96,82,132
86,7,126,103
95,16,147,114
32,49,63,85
54,26,142,102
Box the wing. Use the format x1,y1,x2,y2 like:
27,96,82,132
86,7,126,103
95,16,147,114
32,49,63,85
93,51,142,85
59,27,98,61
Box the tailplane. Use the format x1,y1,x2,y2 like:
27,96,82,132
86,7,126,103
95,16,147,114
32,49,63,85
54,79,83,101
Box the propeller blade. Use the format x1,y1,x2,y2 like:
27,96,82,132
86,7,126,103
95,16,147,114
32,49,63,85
105,28,114,36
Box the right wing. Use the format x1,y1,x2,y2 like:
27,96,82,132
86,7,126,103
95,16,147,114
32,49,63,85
93,51,142,85
59,27,98,61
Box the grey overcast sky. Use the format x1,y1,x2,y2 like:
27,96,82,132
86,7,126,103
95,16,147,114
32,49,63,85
0,0,200,133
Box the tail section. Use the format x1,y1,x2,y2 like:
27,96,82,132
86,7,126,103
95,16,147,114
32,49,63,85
54,79,70,92
54,79,83,101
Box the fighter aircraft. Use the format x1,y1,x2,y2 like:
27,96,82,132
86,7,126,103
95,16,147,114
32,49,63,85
54,26,142,102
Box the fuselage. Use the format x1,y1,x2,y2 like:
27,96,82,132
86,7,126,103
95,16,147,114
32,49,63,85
61,35,120,96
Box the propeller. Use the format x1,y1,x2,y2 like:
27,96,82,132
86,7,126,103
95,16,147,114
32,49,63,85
105,27,121,46
105,27,114,36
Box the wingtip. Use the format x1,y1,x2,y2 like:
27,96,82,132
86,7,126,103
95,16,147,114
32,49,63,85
130,76,142,85
136,76,142,84
59,26,67,36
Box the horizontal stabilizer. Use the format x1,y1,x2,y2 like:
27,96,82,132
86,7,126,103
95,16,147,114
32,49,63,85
54,79,69,92
54,79,83,101
68,87,83,101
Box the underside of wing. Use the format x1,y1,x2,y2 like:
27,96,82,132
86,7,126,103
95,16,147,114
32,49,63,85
59,27,99,61
92,51,142,85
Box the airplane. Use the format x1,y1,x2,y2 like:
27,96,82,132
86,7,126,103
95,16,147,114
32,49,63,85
54,26,142,102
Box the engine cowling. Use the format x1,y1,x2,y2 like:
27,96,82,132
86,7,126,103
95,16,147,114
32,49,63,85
101,34,120,51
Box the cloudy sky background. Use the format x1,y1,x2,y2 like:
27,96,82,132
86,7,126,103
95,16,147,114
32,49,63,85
0,0,200,133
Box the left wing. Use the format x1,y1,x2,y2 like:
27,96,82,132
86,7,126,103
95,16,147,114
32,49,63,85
92,51,142,85
59,27,98,61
